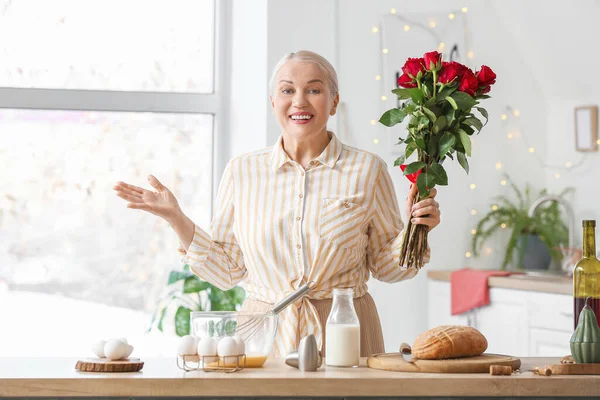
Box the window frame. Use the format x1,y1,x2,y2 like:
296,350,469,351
0,0,232,216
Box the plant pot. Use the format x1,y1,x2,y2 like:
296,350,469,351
516,234,551,270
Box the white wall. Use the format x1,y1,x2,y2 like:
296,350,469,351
545,97,600,224
265,0,339,145
229,0,598,351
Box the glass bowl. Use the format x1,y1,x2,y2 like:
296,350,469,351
190,311,278,368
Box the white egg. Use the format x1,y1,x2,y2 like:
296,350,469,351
177,335,199,355
218,337,239,357
122,344,134,359
104,339,127,361
92,340,106,358
116,337,128,345
197,337,218,356
232,336,245,355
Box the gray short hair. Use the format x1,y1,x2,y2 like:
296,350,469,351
269,50,339,98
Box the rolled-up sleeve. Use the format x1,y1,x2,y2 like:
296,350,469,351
179,161,246,290
366,164,430,282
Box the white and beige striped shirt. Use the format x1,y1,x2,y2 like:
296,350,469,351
180,131,427,356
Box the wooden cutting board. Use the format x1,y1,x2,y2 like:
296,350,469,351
534,362,600,376
367,343,520,373
75,358,144,372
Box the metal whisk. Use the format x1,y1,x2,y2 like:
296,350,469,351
236,281,315,342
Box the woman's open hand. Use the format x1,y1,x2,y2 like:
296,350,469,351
405,184,441,232
113,175,181,222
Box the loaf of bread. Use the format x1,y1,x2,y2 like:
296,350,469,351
411,325,488,360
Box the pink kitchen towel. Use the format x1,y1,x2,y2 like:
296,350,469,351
450,268,522,315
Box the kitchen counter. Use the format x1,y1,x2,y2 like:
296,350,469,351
427,270,572,295
1,357,599,398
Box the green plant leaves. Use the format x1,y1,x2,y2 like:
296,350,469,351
436,85,457,100
422,106,437,122
156,305,169,332
392,88,412,100
394,142,417,166
209,286,246,311
175,306,192,336
408,88,425,104
457,152,469,173
475,107,489,126
151,265,246,336
416,172,434,198
427,133,439,157
183,276,211,293
450,91,477,110
470,178,570,270
457,128,471,156
416,116,430,131
429,162,448,186
433,115,447,134
438,132,456,157
444,107,456,125
463,116,483,133
168,271,193,285
379,108,407,127
446,96,458,110
403,161,425,175
415,134,426,150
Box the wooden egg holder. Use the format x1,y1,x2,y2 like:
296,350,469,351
177,353,247,373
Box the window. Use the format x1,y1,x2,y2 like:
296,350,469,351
0,0,229,357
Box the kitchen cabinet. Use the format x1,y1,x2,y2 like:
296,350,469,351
428,279,573,357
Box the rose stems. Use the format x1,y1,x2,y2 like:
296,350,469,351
399,194,429,270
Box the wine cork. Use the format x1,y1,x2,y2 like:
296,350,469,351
532,366,552,376
489,365,513,375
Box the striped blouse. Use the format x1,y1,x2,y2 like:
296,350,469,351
179,131,428,357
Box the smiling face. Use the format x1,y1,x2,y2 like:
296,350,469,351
270,61,339,140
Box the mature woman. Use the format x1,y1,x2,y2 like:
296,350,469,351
113,50,441,357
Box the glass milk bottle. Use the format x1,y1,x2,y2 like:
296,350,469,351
325,288,360,367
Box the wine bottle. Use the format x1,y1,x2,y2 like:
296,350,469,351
573,220,600,329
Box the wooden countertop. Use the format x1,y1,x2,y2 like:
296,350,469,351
427,270,572,295
1,357,599,397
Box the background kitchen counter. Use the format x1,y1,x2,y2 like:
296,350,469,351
1,357,599,398
427,270,572,295
427,269,573,358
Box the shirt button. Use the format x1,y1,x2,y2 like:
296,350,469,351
344,202,350,208
297,244,302,249
309,161,315,165
299,194,303,198
296,217,301,221
301,171,305,176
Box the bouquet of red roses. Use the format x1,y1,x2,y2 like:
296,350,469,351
379,50,496,269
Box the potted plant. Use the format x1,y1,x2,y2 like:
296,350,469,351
147,264,246,336
471,177,572,270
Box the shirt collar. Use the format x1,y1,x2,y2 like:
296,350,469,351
269,131,343,171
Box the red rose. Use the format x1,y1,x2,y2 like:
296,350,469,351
423,51,442,70
400,164,423,184
402,57,425,78
458,69,478,96
397,73,417,88
476,65,496,87
438,61,465,84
